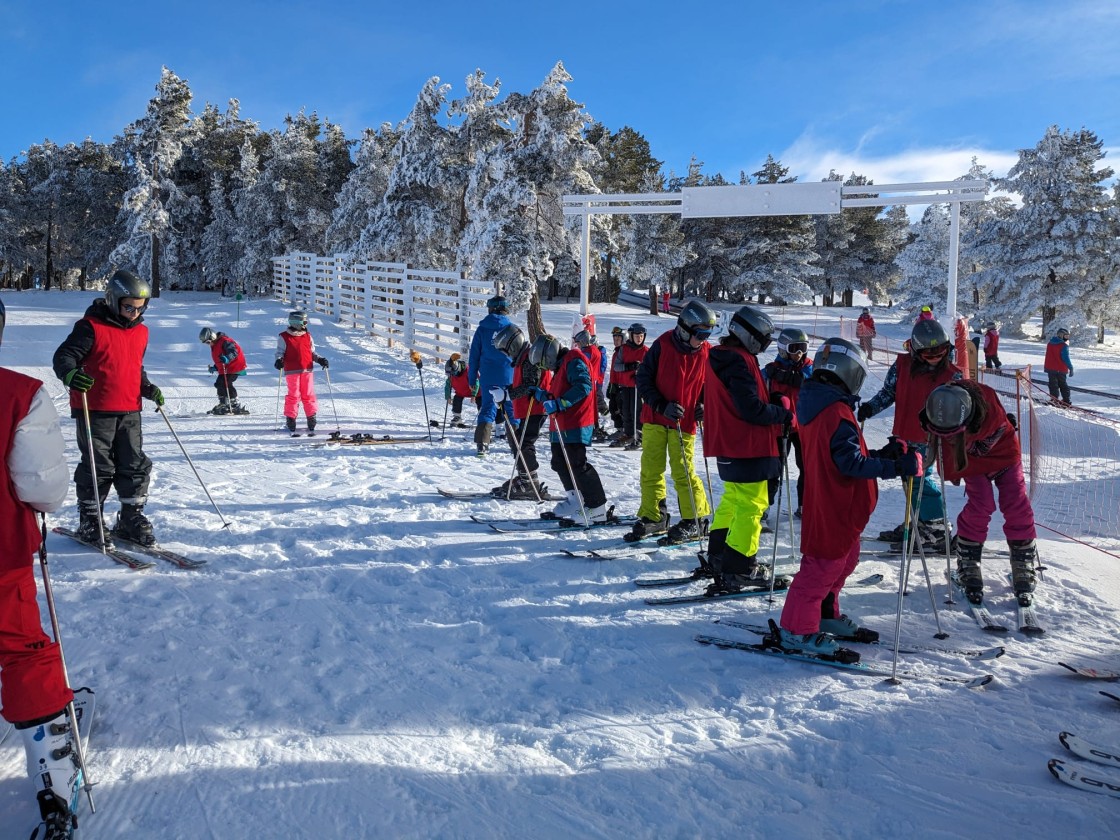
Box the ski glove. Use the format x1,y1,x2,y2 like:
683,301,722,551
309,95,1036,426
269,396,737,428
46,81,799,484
532,387,551,404
317,356,329,369
693,403,704,422
870,437,907,461
624,362,640,371
897,449,923,477
63,369,94,392
208,365,218,374
489,386,507,404
662,402,685,420
597,394,609,416
145,384,165,407
274,359,284,371
770,394,792,413
542,399,569,415
220,353,235,365
856,403,875,422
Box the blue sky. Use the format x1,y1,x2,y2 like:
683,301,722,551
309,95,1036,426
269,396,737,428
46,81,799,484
1,0,1117,186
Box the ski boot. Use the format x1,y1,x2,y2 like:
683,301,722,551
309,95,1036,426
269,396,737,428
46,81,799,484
585,503,609,523
449,414,466,429
659,517,707,546
706,544,768,594
777,627,848,658
1009,539,1038,607
474,422,493,457
877,522,906,542
20,709,81,837
209,399,232,415
506,474,546,501
113,504,156,547
75,500,107,545
285,416,297,434
956,538,985,604
307,414,317,434
230,400,250,415
549,490,580,521
623,499,669,543
608,434,632,448
819,614,879,643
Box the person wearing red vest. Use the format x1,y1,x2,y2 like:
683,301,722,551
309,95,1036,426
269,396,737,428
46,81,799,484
982,323,1002,370
52,269,165,547
702,306,793,594
778,338,921,658
1,297,84,835
274,310,329,435
857,319,961,549
573,328,610,442
199,327,249,415
627,301,716,545
443,353,478,428
855,308,876,359
605,326,626,438
490,325,552,500
1044,327,1073,405
611,323,648,448
762,327,813,519
921,381,1038,607
527,335,607,522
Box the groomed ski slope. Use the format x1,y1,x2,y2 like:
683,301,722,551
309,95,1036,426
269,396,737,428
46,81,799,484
1,290,1117,839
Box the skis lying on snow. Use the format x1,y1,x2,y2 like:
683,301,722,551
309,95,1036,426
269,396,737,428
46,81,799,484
53,527,155,571
641,571,882,598
471,511,637,533
1058,662,1120,681
714,617,1005,660
1048,759,1120,799
438,488,559,502
562,537,700,560
29,687,96,840
1100,691,1120,705
1060,732,1120,769
106,533,208,569
318,433,431,446
695,626,993,688
643,576,794,606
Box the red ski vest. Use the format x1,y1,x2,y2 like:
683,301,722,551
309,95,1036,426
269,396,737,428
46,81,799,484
615,342,647,388
512,355,551,420
279,330,314,373
704,346,780,460
892,353,960,443
583,344,603,389
983,330,999,357
1044,341,1070,374
209,335,247,375
764,357,810,432
640,333,708,434
68,317,148,413
449,369,474,398
799,399,877,558
0,370,45,567
549,348,596,432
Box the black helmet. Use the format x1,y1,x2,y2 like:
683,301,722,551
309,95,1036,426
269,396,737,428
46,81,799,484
776,327,809,358
105,269,151,314
199,327,218,344
288,310,308,330
985,322,997,331
910,319,949,353
924,384,973,435
628,322,647,336
675,300,718,343
727,305,774,355
492,324,528,360
1055,327,1070,340
444,354,466,377
528,334,562,371
487,295,509,314
0,296,5,346
813,337,868,395
861,307,870,315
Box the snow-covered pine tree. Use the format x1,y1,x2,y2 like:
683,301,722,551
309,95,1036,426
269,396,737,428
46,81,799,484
326,123,401,256
617,171,692,306
231,138,281,295
893,204,949,316
825,173,908,307
673,158,736,301
973,126,1114,338
201,172,240,293
956,158,1014,316
811,171,854,306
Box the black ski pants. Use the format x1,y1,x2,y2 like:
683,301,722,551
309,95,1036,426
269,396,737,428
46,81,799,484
619,386,643,437
73,411,152,507
214,372,240,401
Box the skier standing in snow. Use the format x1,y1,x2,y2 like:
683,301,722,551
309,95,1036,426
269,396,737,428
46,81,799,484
467,296,513,456
275,311,329,435
1044,327,1074,405
702,306,793,593
778,338,922,656
572,326,609,441
762,327,813,519
857,319,962,550
0,297,84,836
982,322,1002,371
921,381,1038,606
443,353,477,428
199,327,249,415
855,308,876,359
611,323,648,448
606,326,626,438
53,269,165,547
490,325,551,499
627,301,716,544
528,334,609,522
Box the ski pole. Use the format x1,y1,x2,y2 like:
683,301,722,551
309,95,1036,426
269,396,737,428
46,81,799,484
551,413,589,528
696,421,717,509
674,420,708,554
274,369,284,427
37,514,96,814
155,407,232,529
321,367,341,436
219,362,231,411
409,351,434,443
79,393,108,553
507,398,543,503
935,440,956,604
767,433,790,605
783,436,798,571
887,476,916,684
439,398,450,442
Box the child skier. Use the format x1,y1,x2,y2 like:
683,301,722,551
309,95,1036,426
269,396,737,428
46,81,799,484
275,310,329,435
528,334,608,522
53,269,166,547
1,297,85,838
467,296,513,455
778,338,922,657
763,327,812,518
611,323,648,448
982,322,1002,370
921,381,1038,606
491,324,551,499
855,307,876,358
199,327,249,414
443,353,477,428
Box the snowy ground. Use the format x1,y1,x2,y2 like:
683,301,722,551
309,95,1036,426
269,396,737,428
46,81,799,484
0,291,1117,839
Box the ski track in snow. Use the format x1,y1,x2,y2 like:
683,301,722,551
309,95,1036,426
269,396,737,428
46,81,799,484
0,292,1117,838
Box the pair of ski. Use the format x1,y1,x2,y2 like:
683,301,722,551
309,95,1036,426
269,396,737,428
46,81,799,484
947,571,1042,636
326,432,431,445
696,619,994,688
438,488,560,502
53,527,207,571
1057,661,1120,705
1049,732,1120,799
471,511,637,533
638,570,882,605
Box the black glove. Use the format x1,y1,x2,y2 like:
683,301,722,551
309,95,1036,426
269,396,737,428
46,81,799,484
318,357,329,369
274,359,284,371
693,404,704,422
63,369,94,392
663,402,685,421
624,362,640,371
1006,412,1018,431
869,437,907,461
856,403,875,422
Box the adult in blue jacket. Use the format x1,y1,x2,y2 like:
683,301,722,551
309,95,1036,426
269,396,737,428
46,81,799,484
468,296,515,455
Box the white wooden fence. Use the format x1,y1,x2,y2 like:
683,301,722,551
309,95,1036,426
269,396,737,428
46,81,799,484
271,252,495,362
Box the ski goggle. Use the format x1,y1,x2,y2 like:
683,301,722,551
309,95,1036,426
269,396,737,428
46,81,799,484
686,325,713,340
917,345,949,361
120,301,147,315
784,342,808,355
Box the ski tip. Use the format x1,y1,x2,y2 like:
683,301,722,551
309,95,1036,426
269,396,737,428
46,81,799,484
967,674,996,689
1059,731,1074,750
1019,626,1046,637
1047,758,1065,780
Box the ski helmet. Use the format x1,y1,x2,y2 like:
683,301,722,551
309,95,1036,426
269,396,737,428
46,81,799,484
924,384,974,436
628,322,647,337
572,329,592,348
0,296,5,347
861,307,870,315
985,322,997,331
910,319,949,354
492,324,528,361
727,305,774,355
288,310,308,330
105,269,151,314
528,334,562,372
812,337,868,396
199,327,218,344
444,353,466,377
611,326,624,337
487,295,509,314
675,300,718,343
776,327,809,358
1055,327,1070,340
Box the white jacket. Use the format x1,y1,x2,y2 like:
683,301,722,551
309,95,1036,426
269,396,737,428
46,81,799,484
9,385,70,512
